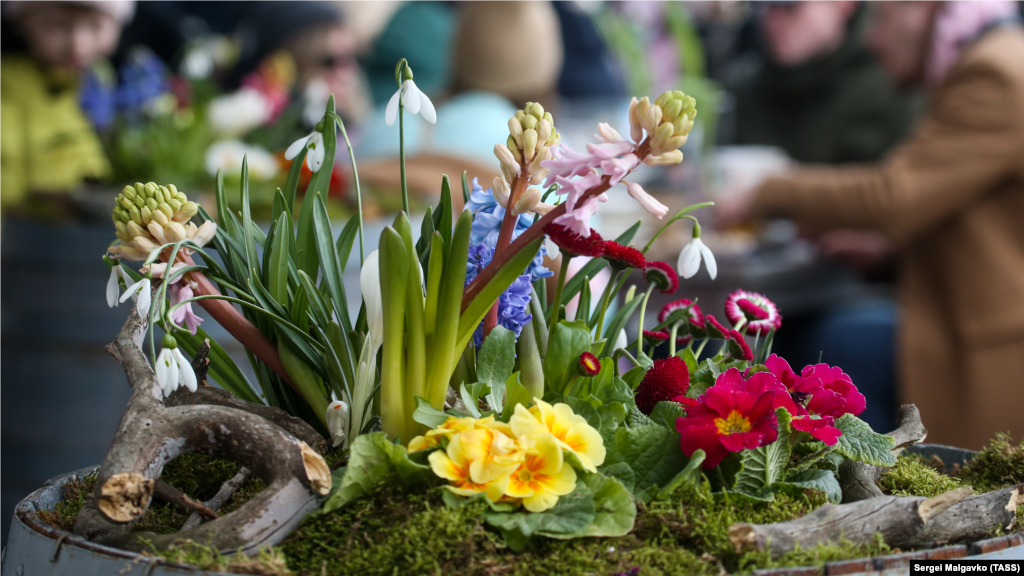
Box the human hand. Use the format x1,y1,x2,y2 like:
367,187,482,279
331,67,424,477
816,229,893,270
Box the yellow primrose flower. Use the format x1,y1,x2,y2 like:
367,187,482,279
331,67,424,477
505,433,578,512
510,398,606,473
407,415,477,452
457,425,525,484
428,432,511,502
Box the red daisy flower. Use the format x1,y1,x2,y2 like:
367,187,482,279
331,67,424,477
578,351,601,376
635,356,690,415
725,290,782,336
676,368,783,468
545,223,606,258
659,298,707,338
704,314,730,339
643,261,678,294
603,241,647,271
726,330,754,362
675,334,694,347
642,329,670,347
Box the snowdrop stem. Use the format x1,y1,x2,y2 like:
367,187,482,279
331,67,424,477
636,285,656,358
642,204,715,254
331,111,365,264
399,98,409,214
547,255,573,344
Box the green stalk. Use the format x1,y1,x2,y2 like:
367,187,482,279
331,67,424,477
694,337,710,360
592,269,623,339
424,210,472,410
333,112,365,263
636,285,656,358
547,256,572,344
669,321,681,356
278,340,330,426
379,227,410,440
516,316,545,399
424,232,444,350
399,100,408,214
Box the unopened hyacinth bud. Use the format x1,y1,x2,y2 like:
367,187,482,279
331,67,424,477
502,102,560,176
513,187,541,214
108,182,216,261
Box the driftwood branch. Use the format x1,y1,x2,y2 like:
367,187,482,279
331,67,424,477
180,467,253,531
153,479,218,519
73,309,332,554
839,404,929,503
730,484,1023,557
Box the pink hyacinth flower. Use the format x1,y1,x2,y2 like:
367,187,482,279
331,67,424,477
541,143,600,186
553,196,603,238
170,281,205,335
601,153,639,186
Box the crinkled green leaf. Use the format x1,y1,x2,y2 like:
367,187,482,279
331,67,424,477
834,413,897,467
649,401,686,429
547,473,635,539
657,449,705,500
324,432,435,512
542,320,592,395
478,325,516,413
412,396,450,429
779,469,842,503
600,424,690,502
483,480,595,537
733,409,792,499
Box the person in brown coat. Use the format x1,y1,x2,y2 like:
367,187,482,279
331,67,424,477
722,2,1024,448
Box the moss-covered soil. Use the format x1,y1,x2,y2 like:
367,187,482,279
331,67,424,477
36,435,1024,576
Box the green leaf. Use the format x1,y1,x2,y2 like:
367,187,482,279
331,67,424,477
266,212,291,308
483,481,595,537
681,347,698,373
600,424,691,502
335,213,361,272
734,409,792,499
324,432,436,512
542,320,592,395
436,175,453,249
461,171,471,204
657,450,706,500
282,141,308,215
239,156,260,280
649,401,686,429
412,396,450,428
460,382,483,419
778,469,842,503
833,414,897,467
598,293,644,357
312,194,352,332
501,372,533,421
547,473,636,539
477,326,516,413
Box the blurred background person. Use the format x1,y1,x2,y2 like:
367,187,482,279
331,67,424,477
724,1,916,164
721,1,1024,448
1,1,134,213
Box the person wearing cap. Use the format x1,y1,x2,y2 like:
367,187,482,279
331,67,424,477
1,1,134,213
721,2,1024,448
725,1,915,164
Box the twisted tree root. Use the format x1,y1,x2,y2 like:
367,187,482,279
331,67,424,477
839,404,929,503
73,310,331,554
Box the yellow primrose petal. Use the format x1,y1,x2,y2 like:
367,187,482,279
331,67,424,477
510,403,548,438
551,402,586,438
560,422,607,472
408,434,436,453
523,490,560,513
532,433,566,476
458,428,524,485
535,461,577,497
428,450,465,483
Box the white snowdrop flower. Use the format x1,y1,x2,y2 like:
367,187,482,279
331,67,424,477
106,265,127,308
677,222,717,280
326,400,351,448
385,78,436,126
205,140,279,179
285,130,326,173
207,88,271,137
120,277,152,318
155,334,197,398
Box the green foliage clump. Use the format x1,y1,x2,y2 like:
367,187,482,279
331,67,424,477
35,472,97,531
959,433,1024,492
147,542,290,576
880,455,964,497
159,452,244,501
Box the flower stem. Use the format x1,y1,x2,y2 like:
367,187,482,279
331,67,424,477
694,337,710,360
592,269,622,339
669,321,681,356
636,285,656,358
333,112,365,263
399,98,408,214
718,317,748,356
548,255,572,343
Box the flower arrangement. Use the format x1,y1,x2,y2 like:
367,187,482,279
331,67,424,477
97,57,911,553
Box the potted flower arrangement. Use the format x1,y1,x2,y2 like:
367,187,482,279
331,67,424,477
6,58,1022,576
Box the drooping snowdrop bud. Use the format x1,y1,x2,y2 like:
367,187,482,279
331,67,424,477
155,333,198,398
326,400,350,448
677,220,717,280
106,264,126,308
285,130,326,172
385,65,437,126
514,187,541,214
625,181,669,219
120,276,152,317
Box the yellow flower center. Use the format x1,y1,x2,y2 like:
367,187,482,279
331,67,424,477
715,410,752,435
517,470,534,483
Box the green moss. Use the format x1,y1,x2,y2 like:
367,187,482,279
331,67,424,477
277,479,888,576
145,541,290,575
880,455,964,497
159,452,244,502
959,433,1024,492
35,472,97,531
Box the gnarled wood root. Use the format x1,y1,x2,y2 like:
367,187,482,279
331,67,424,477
73,310,331,554
839,404,930,503
729,484,1023,557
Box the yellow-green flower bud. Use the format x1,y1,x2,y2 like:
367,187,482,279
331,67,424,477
653,122,674,146
134,182,146,196
521,114,538,130
537,119,552,143
662,99,683,123
141,206,153,225
508,117,523,147
133,195,146,208
159,203,174,219
153,209,169,226
515,110,526,123
527,102,544,119
114,221,132,243
177,201,198,221
120,196,133,211
146,198,158,212
167,184,178,196
174,192,187,203
522,128,538,161
145,182,158,196
543,112,553,125
126,220,147,238
167,198,182,214
129,206,143,225
506,135,523,163
122,186,136,200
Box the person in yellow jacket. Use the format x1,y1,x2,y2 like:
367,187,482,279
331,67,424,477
1,2,134,213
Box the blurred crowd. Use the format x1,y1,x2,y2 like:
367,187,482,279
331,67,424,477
2,1,1023,448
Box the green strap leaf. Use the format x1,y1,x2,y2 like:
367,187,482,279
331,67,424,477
174,327,262,404
311,193,352,333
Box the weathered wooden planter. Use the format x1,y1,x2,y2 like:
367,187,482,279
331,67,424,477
5,444,1021,576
